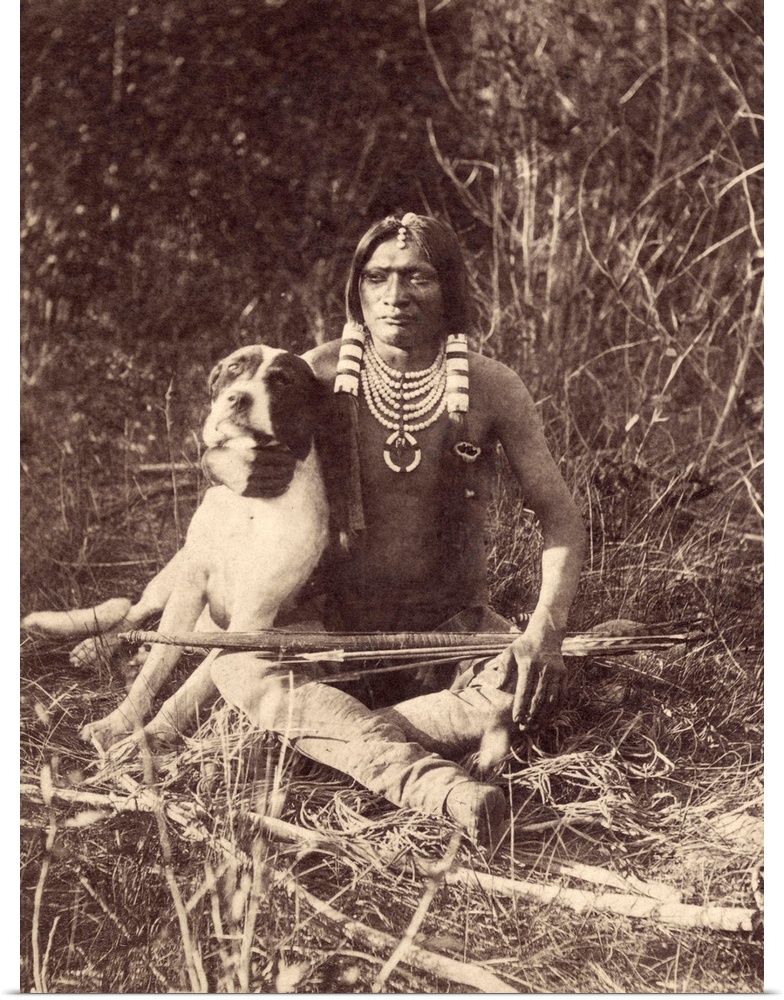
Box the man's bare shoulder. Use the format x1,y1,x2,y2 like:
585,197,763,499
301,339,341,384
468,350,531,396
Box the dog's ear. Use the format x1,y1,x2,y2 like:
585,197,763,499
207,361,223,399
267,356,330,461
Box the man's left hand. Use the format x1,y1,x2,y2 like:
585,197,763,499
202,444,297,498
495,631,568,731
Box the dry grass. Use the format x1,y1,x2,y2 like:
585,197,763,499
20,439,763,992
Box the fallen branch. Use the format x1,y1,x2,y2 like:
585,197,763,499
220,814,756,934
20,782,515,992
31,766,57,993
557,861,682,903
137,462,198,474
371,833,462,992
20,780,210,842
282,875,516,994
22,782,755,934
445,869,756,933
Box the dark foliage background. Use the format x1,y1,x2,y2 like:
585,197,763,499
21,0,762,493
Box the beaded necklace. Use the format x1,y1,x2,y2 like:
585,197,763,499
361,339,446,472
335,322,478,474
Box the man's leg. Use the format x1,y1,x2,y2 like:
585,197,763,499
378,654,516,763
210,651,506,846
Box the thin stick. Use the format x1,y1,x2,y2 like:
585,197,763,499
163,378,183,547
371,833,462,993
41,916,61,992
237,837,265,992
31,765,57,994
129,744,210,992
138,462,198,474
416,0,463,115
557,861,682,903
287,875,516,993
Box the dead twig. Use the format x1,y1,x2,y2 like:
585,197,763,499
284,874,516,994
444,868,756,933
25,783,754,936
31,765,57,993
371,832,462,993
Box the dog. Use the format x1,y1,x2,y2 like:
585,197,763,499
23,345,330,750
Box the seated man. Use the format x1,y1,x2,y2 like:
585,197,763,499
208,213,586,850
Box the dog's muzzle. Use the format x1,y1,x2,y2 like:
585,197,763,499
203,381,275,450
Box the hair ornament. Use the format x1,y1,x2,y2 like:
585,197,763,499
396,212,418,249
334,321,366,396
445,333,469,415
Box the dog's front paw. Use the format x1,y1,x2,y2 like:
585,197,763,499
69,632,124,669
80,707,143,751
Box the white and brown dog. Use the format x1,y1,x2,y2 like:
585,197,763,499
23,345,329,750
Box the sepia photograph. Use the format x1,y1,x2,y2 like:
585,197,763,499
20,0,763,992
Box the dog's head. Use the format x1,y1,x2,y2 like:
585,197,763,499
203,345,326,461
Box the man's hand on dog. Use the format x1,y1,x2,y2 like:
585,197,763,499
203,444,297,499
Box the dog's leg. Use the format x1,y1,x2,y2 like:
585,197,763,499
142,647,223,744
68,553,184,668
119,601,221,694
141,610,275,744
80,559,207,750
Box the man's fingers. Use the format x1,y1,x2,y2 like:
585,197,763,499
204,444,298,498
512,660,537,723
247,473,293,488
252,453,296,469
244,451,298,497
515,657,568,729
243,482,291,498
525,671,550,723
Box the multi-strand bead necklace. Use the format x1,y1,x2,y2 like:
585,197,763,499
334,320,478,475
361,339,446,472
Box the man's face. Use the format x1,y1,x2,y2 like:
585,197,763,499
358,239,446,355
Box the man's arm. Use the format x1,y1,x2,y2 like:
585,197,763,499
485,361,587,728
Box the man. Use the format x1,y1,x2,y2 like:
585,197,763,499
211,214,586,849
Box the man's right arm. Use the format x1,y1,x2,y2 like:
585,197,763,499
202,444,297,498
482,359,587,729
